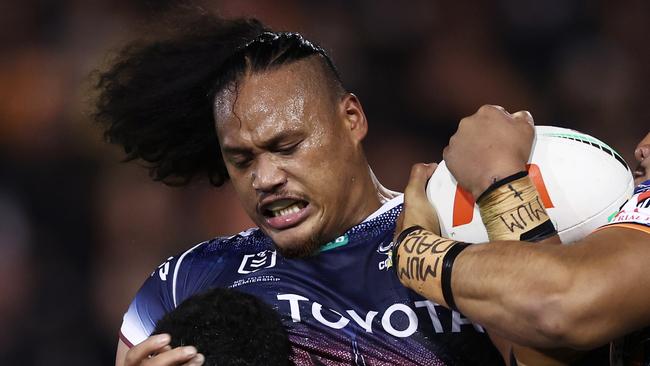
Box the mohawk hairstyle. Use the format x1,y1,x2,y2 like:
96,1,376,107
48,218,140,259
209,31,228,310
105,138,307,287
94,12,343,186
153,288,292,366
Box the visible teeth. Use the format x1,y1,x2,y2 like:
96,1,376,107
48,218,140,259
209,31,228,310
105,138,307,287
272,203,303,217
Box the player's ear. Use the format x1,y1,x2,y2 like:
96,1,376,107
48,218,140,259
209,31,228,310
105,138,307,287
339,93,368,143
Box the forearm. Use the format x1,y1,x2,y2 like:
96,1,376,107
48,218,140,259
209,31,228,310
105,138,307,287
454,171,573,347
394,229,572,347
451,240,573,346
395,226,650,349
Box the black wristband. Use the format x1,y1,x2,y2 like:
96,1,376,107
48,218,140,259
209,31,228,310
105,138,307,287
519,219,557,242
441,242,471,311
476,171,528,204
391,225,423,272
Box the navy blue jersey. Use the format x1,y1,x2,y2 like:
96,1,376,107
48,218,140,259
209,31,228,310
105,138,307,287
121,197,504,365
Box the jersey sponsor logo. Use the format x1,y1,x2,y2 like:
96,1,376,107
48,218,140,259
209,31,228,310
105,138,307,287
452,163,554,227
611,190,650,226
276,293,484,338
238,250,277,274
612,212,650,225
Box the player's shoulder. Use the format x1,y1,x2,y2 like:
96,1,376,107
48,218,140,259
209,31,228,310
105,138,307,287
361,194,403,223
170,227,273,267
153,228,273,296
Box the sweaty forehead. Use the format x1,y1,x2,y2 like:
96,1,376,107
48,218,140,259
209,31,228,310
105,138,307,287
213,59,332,142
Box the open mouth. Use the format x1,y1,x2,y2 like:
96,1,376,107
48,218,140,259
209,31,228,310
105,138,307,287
261,199,311,230
263,199,308,217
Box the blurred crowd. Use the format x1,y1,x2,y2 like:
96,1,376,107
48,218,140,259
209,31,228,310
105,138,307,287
0,0,648,364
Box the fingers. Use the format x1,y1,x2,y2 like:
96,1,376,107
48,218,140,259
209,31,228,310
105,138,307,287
125,334,204,366
144,346,199,365
512,110,534,126
404,163,437,206
400,163,441,234
181,354,205,366
126,334,171,365
478,104,508,116
476,105,534,127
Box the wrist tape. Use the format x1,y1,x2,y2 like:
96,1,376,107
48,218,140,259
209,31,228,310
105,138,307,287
477,172,556,242
393,225,470,311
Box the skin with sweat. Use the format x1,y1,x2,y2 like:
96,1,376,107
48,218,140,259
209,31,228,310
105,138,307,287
214,58,381,258
116,59,394,366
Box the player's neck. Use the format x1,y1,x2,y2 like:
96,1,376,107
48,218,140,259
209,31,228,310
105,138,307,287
369,166,400,204
348,166,395,225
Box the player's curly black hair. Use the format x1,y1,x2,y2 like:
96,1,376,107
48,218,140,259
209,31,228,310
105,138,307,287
94,11,343,186
153,287,293,366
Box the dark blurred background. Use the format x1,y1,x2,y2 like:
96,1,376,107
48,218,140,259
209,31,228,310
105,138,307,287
0,0,647,364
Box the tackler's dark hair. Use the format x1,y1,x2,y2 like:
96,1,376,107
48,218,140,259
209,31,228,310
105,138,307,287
93,12,343,186
153,288,293,366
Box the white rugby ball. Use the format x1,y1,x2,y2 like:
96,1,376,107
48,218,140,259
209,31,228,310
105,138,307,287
426,125,634,244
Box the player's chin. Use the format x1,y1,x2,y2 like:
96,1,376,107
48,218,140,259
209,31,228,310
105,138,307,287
276,241,321,258
269,228,322,259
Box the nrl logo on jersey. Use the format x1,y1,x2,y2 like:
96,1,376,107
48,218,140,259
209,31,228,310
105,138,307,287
377,240,394,271
238,249,277,274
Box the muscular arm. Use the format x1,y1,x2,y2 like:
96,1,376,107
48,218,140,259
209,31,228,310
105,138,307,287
456,226,650,349
397,160,650,355
437,106,650,349
401,226,650,350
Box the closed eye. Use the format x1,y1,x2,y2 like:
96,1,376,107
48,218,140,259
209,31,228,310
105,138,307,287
274,139,303,155
228,154,253,169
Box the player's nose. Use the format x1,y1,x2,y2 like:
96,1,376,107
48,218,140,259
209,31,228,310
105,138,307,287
252,155,287,192
634,132,650,163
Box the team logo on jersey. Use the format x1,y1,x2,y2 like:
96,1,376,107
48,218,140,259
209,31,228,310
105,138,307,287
238,250,277,274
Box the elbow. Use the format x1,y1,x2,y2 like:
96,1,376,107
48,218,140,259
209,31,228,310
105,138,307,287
528,291,606,350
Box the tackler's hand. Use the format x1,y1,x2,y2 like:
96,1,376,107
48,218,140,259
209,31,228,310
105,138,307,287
395,163,440,240
443,105,535,199
124,334,204,366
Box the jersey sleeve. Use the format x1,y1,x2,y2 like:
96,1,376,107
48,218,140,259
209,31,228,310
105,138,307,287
119,239,222,347
119,255,179,347
598,180,650,234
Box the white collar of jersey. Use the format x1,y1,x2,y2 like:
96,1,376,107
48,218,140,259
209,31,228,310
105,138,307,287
361,194,403,224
